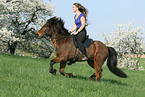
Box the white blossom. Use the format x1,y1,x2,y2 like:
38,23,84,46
104,23,145,71
0,0,55,57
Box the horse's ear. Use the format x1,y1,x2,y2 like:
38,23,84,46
58,17,61,21
58,18,65,26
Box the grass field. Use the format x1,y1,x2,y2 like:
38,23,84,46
0,54,145,97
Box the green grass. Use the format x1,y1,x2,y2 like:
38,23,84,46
139,58,145,68
0,54,145,97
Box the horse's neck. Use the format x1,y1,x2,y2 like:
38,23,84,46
51,34,72,49
51,33,64,39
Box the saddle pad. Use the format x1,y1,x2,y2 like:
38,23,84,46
72,37,93,48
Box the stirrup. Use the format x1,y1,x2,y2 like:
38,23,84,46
73,54,79,62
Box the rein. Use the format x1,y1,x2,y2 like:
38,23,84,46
38,33,72,41
51,35,72,42
50,35,72,48
38,24,72,42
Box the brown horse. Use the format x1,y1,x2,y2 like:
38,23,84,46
36,17,127,81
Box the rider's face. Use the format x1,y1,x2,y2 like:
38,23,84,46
72,5,78,13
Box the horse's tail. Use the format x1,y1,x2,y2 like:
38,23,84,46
107,47,128,78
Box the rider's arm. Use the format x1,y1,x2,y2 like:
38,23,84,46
70,21,77,33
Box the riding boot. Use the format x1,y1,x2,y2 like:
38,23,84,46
82,55,88,61
73,54,79,62
73,48,79,62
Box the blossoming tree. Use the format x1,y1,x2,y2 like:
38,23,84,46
0,0,55,57
103,23,145,70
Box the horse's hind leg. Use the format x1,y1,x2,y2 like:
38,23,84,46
87,60,96,80
87,59,103,81
59,62,75,78
94,56,103,81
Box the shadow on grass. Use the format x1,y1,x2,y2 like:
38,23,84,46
101,78,128,86
71,75,127,86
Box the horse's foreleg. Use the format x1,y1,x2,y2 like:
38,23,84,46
49,56,63,75
59,62,75,78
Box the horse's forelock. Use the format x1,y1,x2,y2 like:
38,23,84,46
47,17,64,26
46,17,69,35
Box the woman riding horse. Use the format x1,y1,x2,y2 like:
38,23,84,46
69,3,88,60
36,17,127,81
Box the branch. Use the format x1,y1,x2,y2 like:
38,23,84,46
12,17,21,26
6,0,12,2
21,8,40,35
22,28,36,35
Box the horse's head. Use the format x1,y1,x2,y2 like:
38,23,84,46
36,17,55,38
36,16,69,38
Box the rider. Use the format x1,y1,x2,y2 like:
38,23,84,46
69,3,88,61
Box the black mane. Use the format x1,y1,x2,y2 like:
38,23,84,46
47,17,70,36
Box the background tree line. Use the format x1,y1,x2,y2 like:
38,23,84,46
0,0,144,70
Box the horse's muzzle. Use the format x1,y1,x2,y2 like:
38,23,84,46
35,33,43,39
35,33,39,38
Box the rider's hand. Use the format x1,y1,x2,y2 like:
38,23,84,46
73,31,78,35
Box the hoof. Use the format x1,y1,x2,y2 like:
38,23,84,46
89,74,96,80
67,73,75,78
90,77,96,80
49,69,57,75
67,62,73,65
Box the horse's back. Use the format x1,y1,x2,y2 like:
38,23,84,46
93,40,108,49
86,40,108,59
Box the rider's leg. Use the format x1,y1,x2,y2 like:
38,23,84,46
76,29,88,60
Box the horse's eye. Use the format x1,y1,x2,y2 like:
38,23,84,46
45,29,47,33
45,29,49,33
45,24,49,27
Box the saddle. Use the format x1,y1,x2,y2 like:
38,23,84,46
67,35,93,65
72,35,93,48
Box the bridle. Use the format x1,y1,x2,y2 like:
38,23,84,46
37,23,73,42
51,36,72,42
38,33,72,42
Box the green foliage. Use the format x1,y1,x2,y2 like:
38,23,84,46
18,38,54,58
0,54,145,97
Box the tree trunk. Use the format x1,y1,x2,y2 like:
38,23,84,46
8,41,18,55
135,54,142,70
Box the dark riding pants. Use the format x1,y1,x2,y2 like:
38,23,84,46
73,28,87,56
